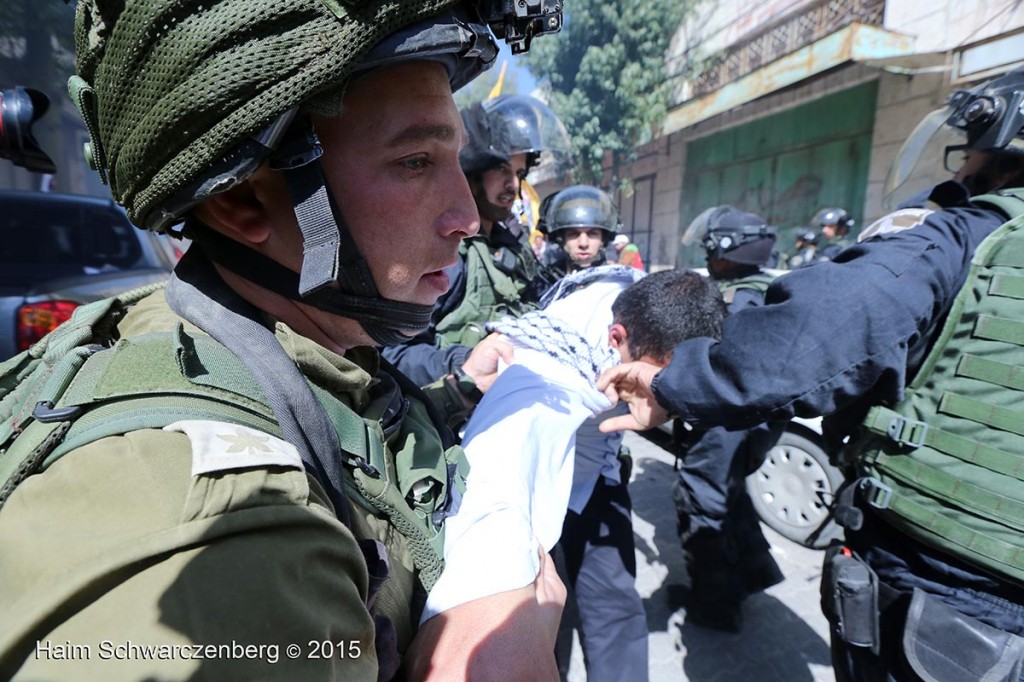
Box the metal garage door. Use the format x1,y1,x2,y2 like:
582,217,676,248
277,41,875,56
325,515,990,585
679,80,877,267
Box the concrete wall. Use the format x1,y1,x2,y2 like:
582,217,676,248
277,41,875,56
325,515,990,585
884,0,1024,54
618,0,1024,271
863,70,948,223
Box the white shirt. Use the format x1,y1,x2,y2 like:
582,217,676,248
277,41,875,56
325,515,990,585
422,266,644,622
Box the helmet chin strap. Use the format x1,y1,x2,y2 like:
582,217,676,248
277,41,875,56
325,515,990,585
197,116,433,346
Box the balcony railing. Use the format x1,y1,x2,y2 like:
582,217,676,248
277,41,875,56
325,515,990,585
669,0,885,104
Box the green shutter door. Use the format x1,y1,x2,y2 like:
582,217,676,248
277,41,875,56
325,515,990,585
679,80,878,268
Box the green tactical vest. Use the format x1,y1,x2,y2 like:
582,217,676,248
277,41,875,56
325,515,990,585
718,271,775,305
851,189,1024,586
0,287,467,596
435,231,540,348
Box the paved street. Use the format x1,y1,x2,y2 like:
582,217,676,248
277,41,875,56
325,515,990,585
568,430,836,682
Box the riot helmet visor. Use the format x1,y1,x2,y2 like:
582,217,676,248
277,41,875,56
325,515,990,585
482,95,572,182
681,206,718,246
883,106,966,209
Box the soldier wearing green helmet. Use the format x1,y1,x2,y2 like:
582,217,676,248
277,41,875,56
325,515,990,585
383,94,571,418
545,185,622,274
0,1,565,680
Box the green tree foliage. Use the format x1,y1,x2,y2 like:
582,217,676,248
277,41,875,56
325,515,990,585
523,0,693,185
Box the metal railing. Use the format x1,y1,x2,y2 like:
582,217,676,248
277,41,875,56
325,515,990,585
669,0,885,104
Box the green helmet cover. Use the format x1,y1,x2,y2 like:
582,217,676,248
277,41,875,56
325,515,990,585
72,0,464,230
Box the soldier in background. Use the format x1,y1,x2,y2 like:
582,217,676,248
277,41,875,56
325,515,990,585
543,185,622,276
786,229,819,269
813,206,855,262
673,206,784,632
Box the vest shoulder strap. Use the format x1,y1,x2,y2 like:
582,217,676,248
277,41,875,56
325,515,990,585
971,188,1024,222
0,294,460,591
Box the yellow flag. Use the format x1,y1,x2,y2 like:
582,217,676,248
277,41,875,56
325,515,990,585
521,180,541,229
487,61,508,100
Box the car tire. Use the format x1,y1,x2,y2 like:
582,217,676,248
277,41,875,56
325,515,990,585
745,429,844,550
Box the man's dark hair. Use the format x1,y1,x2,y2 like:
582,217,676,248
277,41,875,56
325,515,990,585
612,269,726,362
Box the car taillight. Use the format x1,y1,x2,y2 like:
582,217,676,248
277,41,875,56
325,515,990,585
17,300,79,351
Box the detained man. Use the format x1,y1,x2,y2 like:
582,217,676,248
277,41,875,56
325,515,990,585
422,266,727,680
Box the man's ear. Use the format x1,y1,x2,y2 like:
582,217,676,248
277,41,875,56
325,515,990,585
608,323,627,350
199,177,274,246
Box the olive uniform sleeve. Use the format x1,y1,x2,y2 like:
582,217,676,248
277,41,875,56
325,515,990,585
0,428,378,681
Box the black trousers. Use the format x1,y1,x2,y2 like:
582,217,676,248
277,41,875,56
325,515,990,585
673,423,784,614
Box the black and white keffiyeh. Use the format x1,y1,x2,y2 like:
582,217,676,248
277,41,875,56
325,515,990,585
487,265,646,386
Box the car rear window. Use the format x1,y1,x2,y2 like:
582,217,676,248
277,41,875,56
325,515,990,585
0,197,144,287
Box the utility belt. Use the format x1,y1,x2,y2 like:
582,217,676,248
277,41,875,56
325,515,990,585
822,544,1024,681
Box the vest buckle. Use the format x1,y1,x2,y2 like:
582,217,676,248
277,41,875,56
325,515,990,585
32,400,84,423
354,456,381,478
859,478,893,510
886,416,928,449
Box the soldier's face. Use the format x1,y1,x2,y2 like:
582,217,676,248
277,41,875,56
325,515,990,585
563,227,605,268
313,62,478,306
479,153,528,215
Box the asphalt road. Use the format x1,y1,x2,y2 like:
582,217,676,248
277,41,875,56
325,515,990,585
566,430,837,682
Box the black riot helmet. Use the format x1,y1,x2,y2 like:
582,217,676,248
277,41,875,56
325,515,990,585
479,95,572,174
813,207,854,234
544,185,621,245
683,205,776,266
885,66,1024,206
947,67,1024,154
535,191,558,235
459,101,513,177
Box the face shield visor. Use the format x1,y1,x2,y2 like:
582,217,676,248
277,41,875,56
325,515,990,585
884,67,1024,209
483,95,573,183
882,105,967,210
681,206,718,247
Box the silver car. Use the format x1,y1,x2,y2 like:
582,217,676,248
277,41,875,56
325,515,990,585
0,191,184,360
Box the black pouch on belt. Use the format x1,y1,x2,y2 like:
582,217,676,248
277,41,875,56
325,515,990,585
821,546,880,654
492,247,518,275
902,587,1024,682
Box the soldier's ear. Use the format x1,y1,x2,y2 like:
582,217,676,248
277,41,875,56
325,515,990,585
197,174,274,246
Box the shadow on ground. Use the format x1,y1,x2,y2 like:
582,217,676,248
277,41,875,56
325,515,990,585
677,590,832,681
628,430,833,682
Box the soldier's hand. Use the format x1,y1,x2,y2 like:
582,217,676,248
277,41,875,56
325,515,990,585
405,557,564,681
534,547,567,644
597,361,669,432
461,333,514,394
